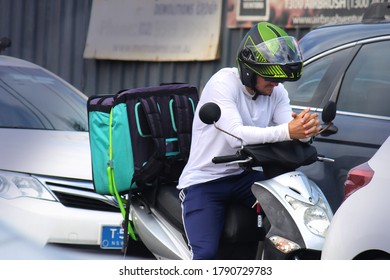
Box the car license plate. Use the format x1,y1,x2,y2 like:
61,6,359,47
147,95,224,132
100,225,124,249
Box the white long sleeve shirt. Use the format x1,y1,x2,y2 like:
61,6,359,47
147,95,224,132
177,67,293,189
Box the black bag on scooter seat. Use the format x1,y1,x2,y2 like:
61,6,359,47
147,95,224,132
242,140,318,178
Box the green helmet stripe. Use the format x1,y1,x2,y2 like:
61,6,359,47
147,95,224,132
258,22,292,56
257,22,288,44
245,63,287,79
245,35,267,63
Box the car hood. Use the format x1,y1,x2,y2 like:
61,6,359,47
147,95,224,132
0,129,92,181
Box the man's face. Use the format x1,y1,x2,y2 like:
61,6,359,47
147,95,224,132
254,75,279,95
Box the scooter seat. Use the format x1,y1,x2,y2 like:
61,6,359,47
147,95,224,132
145,184,264,243
154,184,184,231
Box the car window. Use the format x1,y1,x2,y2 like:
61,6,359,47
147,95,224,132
0,66,88,131
337,40,390,117
284,48,351,108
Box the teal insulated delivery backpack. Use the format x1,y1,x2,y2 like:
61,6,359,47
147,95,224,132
88,83,198,194
87,84,199,243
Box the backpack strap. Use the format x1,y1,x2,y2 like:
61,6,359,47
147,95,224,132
108,109,137,244
121,177,136,254
134,97,166,185
171,94,196,162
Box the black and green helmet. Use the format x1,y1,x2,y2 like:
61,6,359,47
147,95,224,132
237,22,303,89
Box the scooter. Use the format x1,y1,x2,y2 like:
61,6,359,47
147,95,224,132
128,101,336,260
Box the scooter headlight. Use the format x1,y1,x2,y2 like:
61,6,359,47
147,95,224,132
286,195,330,237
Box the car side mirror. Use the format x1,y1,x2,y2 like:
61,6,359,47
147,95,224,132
322,101,336,123
320,101,338,136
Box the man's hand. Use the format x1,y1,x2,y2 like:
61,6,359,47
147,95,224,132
289,108,321,139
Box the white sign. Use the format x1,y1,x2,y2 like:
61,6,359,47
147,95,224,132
83,0,222,61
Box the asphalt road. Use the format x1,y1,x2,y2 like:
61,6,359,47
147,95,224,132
46,240,155,260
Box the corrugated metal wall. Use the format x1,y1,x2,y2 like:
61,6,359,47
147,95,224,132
0,0,309,97
0,0,92,92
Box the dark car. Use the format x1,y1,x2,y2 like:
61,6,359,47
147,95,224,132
284,3,390,212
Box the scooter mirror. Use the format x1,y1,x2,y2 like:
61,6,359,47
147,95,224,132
322,101,337,123
199,102,221,124
199,102,244,146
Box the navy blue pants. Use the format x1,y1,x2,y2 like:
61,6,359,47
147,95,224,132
180,170,264,260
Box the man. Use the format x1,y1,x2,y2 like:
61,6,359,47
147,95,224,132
177,22,320,260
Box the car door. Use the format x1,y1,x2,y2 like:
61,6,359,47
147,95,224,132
284,37,390,212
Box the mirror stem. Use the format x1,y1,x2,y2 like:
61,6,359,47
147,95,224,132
213,122,244,149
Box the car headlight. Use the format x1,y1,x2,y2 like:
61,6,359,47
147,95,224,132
286,195,330,237
0,171,56,201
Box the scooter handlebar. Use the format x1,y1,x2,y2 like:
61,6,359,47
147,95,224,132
212,153,248,164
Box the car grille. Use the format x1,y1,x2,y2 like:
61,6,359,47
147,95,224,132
34,175,121,213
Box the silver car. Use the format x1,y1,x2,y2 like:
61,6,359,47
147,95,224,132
0,54,123,250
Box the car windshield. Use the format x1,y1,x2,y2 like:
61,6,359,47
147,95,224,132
0,66,88,131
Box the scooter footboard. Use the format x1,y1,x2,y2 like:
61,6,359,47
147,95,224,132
130,197,191,260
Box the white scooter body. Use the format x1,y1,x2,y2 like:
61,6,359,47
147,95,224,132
130,169,333,260
252,171,333,253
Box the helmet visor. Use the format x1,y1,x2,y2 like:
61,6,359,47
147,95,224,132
245,36,303,65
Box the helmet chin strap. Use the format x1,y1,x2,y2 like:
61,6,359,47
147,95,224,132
251,88,261,100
